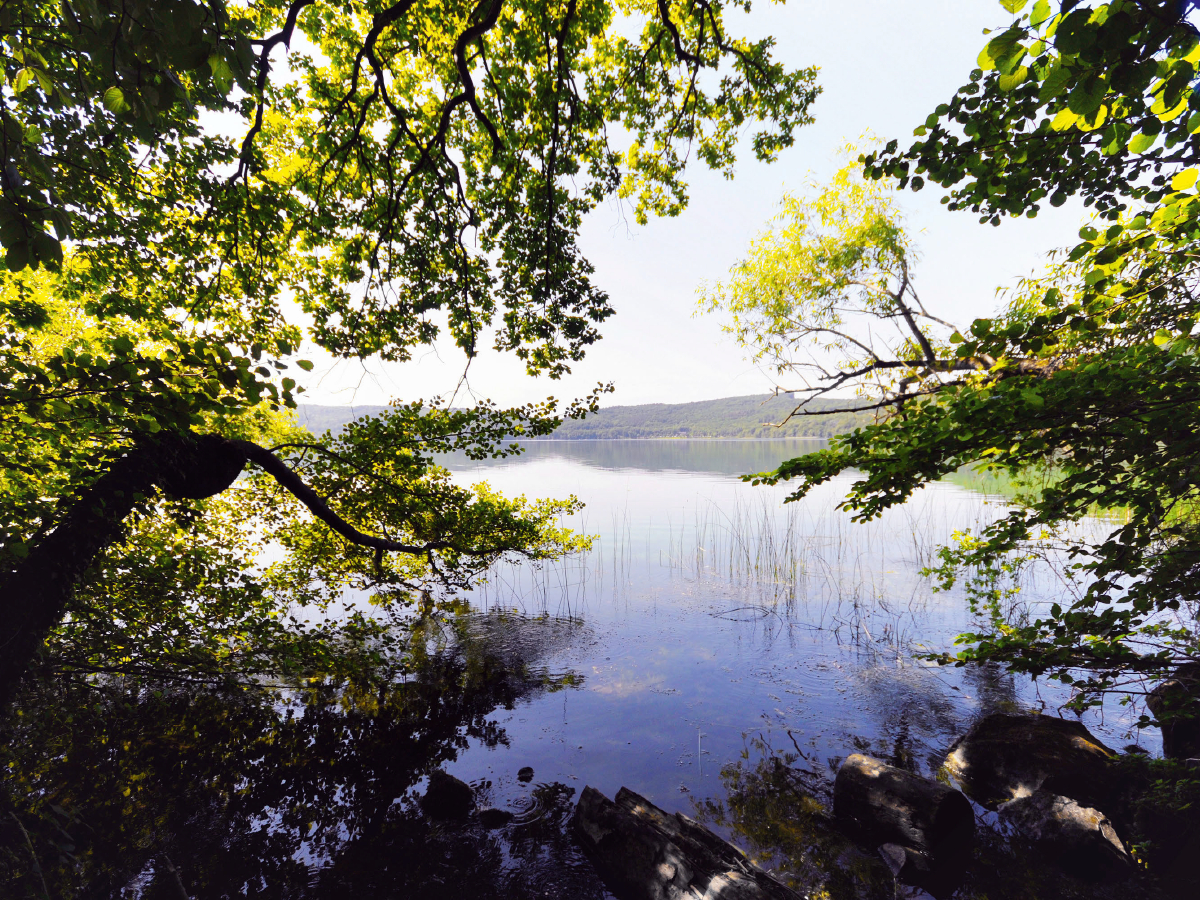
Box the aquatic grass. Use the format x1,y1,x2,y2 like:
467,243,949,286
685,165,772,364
461,471,1128,674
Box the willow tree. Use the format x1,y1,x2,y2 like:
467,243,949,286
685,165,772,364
705,0,1200,723
0,0,818,701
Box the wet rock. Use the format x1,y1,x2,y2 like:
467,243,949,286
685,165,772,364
479,807,515,829
876,843,958,894
518,766,535,783
943,714,1116,810
1147,663,1200,760
834,754,974,855
834,755,972,895
420,770,474,821
999,790,1133,879
573,785,800,900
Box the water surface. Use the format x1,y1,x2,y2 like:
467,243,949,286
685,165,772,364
427,439,1149,895
4,440,1150,899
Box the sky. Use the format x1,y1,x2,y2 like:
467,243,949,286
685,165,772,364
298,0,1089,410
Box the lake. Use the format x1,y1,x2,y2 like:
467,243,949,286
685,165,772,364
4,440,1151,899
423,439,1147,897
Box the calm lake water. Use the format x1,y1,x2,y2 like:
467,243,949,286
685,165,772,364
423,439,1148,897
5,440,1152,899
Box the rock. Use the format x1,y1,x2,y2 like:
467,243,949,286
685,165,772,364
573,785,800,900
877,842,914,876
479,807,515,829
833,754,975,858
999,790,1133,879
834,755,972,895
876,843,963,896
943,714,1116,810
517,766,535,783
420,770,475,821
1147,663,1200,760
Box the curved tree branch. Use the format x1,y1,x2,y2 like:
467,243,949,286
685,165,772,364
0,428,505,707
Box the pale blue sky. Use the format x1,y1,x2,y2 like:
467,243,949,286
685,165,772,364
300,0,1087,409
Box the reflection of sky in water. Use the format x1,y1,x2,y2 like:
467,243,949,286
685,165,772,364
435,440,1154,828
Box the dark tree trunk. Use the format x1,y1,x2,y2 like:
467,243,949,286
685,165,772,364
0,433,249,708
0,426,457,711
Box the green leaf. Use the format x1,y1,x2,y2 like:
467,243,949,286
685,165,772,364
12,68,33,94
102,86,130,114
1171,168,1198,191
1128,132,1156,153
208,55,234,94
1038,64,1072,102
1050,108,1078,131
31,231,62,270
1030,0,1052,27
5,240,30,272
296,359,314,371
1001,0,1027,13
999,66,1029,92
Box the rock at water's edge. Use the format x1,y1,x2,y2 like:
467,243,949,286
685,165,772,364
834,754,972,896
1148,663,1200,760
943,713,1116,810
999,789,1133,879
573,785,800,900
834,754,975,857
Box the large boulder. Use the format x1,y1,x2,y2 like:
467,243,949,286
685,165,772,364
573,785,800,900
998,790,1133,880
834,754,973,895
1147,663,1200,760
943,714,1116,810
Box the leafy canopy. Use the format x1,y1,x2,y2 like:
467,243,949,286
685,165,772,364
0,0,818,687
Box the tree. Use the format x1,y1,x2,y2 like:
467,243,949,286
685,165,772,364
704,0,1200,722
0,0,818,703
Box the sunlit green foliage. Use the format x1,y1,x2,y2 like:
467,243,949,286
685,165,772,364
0,0,817,691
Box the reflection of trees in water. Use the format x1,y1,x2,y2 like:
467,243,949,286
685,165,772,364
0,614,604,899
694,735,894,900
442,439,830,478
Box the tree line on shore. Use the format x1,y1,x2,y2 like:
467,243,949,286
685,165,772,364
297,394,874,440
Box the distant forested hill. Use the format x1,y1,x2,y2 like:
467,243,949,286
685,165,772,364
543,394,871,439
298,394,872,439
